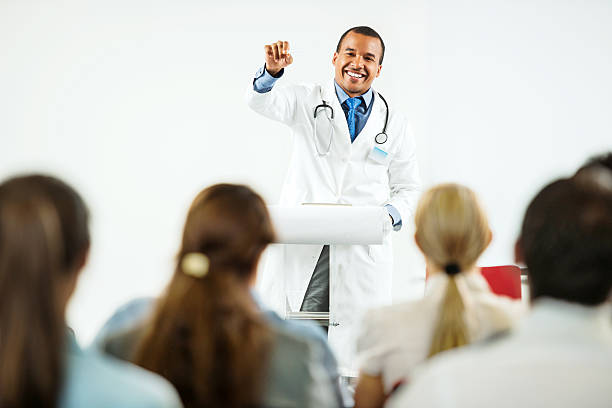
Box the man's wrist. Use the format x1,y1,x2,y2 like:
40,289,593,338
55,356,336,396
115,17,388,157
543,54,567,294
265,64,284,77
253,64,284,94
385,204,403,232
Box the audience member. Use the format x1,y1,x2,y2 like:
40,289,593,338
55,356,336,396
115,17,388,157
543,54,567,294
96,184,338,408
353,184,523,408
388,176,612,407
575,151,612,174
574,151,612,191
0,175,182,408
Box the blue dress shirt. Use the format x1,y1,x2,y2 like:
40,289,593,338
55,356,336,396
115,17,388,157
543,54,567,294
253,65,402,231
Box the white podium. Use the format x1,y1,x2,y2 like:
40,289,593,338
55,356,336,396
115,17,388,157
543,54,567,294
266,204,391,326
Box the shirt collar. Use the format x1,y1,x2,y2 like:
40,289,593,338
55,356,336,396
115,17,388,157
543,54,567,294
517,297,612,341
66,327,82,356
334,81,373,109
250,289,265,312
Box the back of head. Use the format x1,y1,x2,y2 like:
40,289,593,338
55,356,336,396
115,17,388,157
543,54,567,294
134,184,275,408
575,151,612,175
414,184,491,357
520,177,612,305
0,175,89,408
415,183,490,273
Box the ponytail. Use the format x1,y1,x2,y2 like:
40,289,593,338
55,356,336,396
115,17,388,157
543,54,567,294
415,184,491,358
134,260,273,408
427,264,469,358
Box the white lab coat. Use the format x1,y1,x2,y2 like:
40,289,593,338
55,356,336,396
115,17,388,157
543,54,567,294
247,80,421,376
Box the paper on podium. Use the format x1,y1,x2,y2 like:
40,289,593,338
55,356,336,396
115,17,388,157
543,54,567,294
268,204,391,245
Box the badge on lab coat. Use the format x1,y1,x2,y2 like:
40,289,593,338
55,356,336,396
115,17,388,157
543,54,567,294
368,146,391,164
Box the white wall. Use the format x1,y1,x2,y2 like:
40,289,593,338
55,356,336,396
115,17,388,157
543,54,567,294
0,0,428,345
427,0,612,266
1,0,610,345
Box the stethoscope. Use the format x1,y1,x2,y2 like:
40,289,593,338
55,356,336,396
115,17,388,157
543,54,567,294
313,92,390,157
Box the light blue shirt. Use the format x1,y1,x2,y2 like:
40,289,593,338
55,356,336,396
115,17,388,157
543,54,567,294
61,332,182,408
333,81,374,140
253,65,402,231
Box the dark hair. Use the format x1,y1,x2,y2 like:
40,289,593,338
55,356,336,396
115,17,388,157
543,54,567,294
134,184,276,408
0,175,90,408
576,152,612,175
336,26,385,64
520,178,612,305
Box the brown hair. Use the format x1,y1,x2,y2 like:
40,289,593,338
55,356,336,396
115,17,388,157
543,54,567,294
133,184,276,408
414,184,490,358
0,175,90,408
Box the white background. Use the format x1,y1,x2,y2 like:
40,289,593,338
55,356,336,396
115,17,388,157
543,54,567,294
1,0,610,345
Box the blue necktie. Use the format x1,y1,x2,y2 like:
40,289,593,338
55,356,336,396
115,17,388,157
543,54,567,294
344,97,362,142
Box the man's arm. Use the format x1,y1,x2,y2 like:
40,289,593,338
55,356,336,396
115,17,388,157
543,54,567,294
246,41,299,126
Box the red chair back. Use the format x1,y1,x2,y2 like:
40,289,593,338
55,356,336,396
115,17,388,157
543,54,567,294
480,265,522,299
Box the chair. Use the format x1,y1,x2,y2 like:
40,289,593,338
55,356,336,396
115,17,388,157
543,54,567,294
480,265,522,299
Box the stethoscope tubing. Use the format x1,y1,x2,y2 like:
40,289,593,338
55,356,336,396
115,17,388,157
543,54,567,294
313,92,390,156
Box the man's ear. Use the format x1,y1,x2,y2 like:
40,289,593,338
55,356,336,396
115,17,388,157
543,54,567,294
332,52,338,66
375,64,382,78
74,244,90,273
414,233,423,252
485,229,493,249
514,238,525,265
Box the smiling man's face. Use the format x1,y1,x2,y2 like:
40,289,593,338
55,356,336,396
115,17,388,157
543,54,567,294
332,31,383,97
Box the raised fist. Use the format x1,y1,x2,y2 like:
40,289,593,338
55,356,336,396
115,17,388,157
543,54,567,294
264,41,293,75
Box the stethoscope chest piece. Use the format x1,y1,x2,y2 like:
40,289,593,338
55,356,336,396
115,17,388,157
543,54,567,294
375,132,388,145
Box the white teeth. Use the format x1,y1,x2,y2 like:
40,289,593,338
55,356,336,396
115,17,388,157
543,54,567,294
347,71,363,78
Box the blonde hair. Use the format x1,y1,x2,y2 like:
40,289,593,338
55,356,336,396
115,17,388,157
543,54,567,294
414,183,490,358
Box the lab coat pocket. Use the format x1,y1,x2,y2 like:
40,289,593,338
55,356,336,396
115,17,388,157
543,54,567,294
364,160,389,183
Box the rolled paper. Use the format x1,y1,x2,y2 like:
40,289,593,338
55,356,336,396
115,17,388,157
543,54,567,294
267,204,390,245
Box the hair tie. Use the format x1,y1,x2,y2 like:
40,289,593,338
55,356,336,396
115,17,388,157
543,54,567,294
181,252,210,278
444,263,461,276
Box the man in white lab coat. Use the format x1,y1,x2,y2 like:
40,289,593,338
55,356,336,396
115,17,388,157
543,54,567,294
388,171,612,408
246,26,421,376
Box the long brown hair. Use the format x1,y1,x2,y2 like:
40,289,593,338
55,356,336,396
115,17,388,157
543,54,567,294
0,175,90,408
414,183,490,358
133,184,276,408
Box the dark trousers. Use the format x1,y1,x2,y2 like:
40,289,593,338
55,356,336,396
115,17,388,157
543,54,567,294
300,245,330,333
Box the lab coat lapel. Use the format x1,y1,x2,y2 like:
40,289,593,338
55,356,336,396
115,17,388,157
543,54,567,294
322,81,352,153
320,81,352,194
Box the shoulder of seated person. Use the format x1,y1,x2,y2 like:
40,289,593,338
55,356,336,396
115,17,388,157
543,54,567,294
273,316,328,343
65,349,181,407
364,300,426,325
101,324,147,362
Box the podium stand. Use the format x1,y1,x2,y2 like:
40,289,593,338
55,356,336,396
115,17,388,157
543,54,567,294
266,204,391,326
